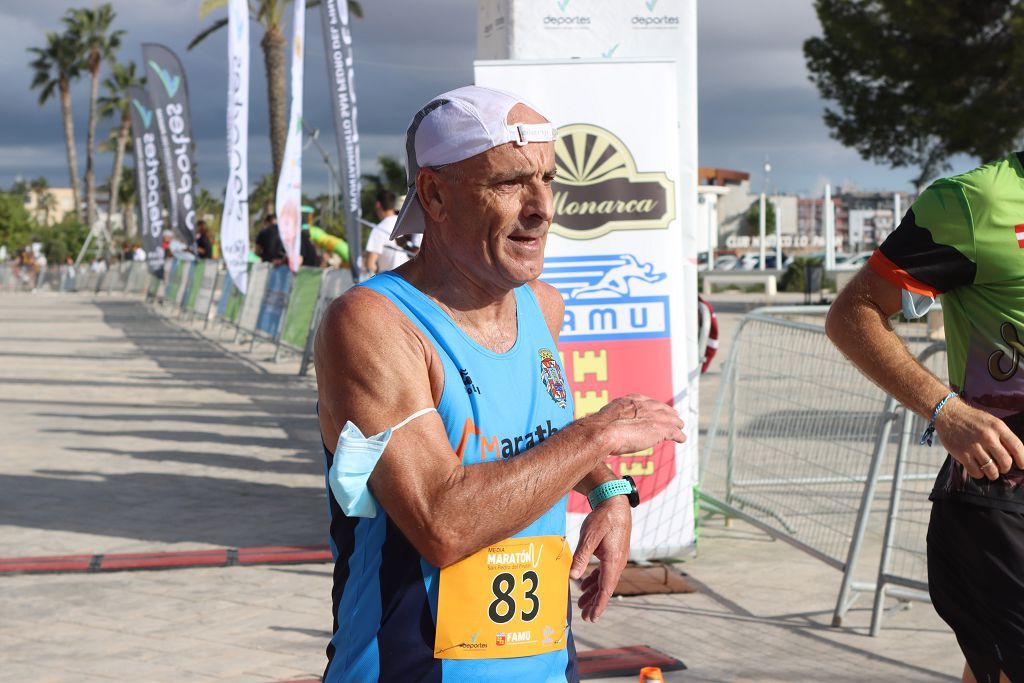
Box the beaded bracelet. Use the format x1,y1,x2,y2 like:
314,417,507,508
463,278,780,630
920,391,958,447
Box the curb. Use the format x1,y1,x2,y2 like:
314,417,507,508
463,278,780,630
0,545,333,575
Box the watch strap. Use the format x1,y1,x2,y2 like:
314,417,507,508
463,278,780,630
587,478,633,510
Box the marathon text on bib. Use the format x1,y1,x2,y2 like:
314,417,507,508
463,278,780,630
434,535,570,660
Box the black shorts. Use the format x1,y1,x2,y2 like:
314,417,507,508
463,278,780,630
928,499,1024,682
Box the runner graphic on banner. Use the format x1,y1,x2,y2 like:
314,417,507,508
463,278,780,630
127,86,167,276
276,0,305,272
220,0,250,293
143,43,197,248
319,0,361,278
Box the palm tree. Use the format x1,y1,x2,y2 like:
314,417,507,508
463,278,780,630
29,177,51,224
189,0,363,193
64,4,124,230
116,164,137,238
360,154,406,217
38,192,59,226
28,30,84,222
194,186,223,228
98,60,144,238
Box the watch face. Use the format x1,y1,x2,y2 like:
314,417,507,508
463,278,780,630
623,475,640,508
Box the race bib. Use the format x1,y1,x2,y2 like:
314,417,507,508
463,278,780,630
434,535,570,660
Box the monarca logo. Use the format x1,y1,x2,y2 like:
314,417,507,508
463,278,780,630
551,123,676,239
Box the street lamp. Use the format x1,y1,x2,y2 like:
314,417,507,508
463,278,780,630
759,158,771,271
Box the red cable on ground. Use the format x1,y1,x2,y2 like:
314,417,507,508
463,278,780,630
0,545,333,575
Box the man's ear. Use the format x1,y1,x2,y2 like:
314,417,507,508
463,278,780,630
417,168,447,223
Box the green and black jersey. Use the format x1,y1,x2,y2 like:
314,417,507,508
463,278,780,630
869,152,1024,510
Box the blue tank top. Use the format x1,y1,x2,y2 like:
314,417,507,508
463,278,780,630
322,272,578,683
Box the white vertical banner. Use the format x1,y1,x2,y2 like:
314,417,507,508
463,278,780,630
476,59,695,558
276,0,305,272
220,0,250,293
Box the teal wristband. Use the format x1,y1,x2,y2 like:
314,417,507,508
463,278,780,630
587,477,638,510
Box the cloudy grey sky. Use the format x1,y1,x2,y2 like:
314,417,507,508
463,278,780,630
1,0,951,199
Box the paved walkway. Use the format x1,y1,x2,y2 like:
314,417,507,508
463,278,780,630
0,293,961,682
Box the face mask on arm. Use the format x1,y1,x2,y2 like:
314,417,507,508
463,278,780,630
328,407,436,518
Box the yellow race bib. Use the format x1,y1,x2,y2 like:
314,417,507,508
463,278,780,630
434,535,570,660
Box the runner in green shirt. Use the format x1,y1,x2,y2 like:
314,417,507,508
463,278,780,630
829,151,1024,683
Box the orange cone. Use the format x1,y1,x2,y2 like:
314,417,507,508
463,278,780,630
639,666,664,682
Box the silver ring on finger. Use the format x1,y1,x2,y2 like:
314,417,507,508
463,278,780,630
979,457,996,471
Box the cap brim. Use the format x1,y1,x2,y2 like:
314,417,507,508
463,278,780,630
390,188,425,238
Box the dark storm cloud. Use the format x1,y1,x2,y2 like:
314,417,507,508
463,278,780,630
2,0,925,196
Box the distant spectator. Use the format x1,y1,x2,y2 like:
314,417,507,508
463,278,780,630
363,190,418,276
133,244,146,262
254,213,287,265
195,221,214,260
300,223,319,267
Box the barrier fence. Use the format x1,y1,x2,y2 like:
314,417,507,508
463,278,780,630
700,306,946,634
4,257,356,375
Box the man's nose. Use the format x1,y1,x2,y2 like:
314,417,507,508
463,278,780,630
523,178,554,225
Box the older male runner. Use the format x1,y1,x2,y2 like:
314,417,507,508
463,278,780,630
314,86,685,682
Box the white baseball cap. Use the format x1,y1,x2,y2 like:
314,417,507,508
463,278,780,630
390,85,556,238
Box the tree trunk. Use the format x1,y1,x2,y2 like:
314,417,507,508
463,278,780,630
85,60,100,230
124,197,136,239
262,25,287,196
58,79,82,223
108,113,131,237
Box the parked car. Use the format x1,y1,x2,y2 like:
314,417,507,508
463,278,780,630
736,252,793,270
713,254,739,270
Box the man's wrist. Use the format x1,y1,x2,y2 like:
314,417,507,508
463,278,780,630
586,476,639,510
592,493,630,511
931,393,961,430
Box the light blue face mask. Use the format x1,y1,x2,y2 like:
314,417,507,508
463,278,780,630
327,407,436,518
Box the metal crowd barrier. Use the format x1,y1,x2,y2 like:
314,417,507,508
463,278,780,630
173,261,194,311
6,252,357,378
864,342,947,634
273,267,324,362
234,262,270,342
298,268,354,375
188,262,221,324
252,265,293,346
700,306,944,634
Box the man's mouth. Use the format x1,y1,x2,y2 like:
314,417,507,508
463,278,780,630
507,231,544,246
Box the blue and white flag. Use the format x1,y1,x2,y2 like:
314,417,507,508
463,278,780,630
219,0,251,292
276,0,305,273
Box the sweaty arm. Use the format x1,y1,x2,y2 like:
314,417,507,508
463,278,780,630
827,263,1024,480
315,287,684,569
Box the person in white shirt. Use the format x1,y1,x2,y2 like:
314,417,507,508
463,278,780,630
363,190,418,276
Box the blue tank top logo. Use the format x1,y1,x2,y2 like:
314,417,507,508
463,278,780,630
539,348,568,409
453,415,564,462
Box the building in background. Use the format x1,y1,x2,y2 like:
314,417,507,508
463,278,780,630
22,188,76,226
698,166,913,259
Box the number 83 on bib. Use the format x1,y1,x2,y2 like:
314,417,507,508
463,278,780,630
434,535,571,660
